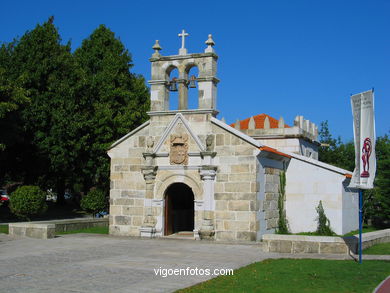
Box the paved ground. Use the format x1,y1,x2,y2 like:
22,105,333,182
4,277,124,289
0,234,388,293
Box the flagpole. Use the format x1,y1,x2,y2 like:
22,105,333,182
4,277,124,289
359,189,363,264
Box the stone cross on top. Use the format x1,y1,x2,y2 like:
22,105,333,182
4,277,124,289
178,29,189,55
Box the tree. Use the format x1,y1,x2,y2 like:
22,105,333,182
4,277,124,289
1,17,81,194
319,121,390,228
73,25,149,192
318,121,354,171
0,20,149,203
0,65,29,151
365,134,390,228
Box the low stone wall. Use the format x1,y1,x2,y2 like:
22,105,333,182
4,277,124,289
9,222,56,240
54,218,108,233
360,229,390,250
262,229,390,254
8,218,108,239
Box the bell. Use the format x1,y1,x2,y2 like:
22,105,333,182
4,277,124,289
170,78,178,91
189,75,197,88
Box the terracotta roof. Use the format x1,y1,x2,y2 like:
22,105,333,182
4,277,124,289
230,113,290,130
259,146,292,158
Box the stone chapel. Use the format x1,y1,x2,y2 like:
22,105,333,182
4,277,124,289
107,32,358,241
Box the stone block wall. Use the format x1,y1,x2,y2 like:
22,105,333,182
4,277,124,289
256,156,286,240
262,167,281,231
107,123,149,236
212,124,259,241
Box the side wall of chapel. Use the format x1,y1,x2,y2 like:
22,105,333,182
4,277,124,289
108,125,149,236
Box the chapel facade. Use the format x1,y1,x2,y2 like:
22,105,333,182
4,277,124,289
107,32,358,241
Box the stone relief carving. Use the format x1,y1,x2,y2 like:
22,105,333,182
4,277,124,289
206,134,214,151
146,136,154,152
170,133,189,165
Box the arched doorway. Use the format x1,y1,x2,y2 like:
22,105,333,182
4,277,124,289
164,183,194,235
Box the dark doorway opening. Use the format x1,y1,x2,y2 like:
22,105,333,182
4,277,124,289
164,183,194,235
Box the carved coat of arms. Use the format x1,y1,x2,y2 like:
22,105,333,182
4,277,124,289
170,134,189,165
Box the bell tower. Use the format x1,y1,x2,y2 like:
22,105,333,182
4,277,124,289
148,30,219,116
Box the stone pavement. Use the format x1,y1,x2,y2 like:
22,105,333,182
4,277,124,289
0,234,388,293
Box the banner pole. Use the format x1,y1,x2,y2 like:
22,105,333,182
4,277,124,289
359,189,363,264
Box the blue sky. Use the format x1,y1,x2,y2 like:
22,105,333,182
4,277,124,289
1,0,389,141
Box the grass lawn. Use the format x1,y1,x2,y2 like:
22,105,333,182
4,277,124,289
176,259,390,293
57,225,109,235
0,224,8,234
292,226,378,237
343,226,379,237
364,242,390,255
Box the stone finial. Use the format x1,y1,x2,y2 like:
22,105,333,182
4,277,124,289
234,119,241,130
205,34,215,53
248,116,256,130
278,117,285,129
152,40,162,57
264,116,270,129
221,117,226,123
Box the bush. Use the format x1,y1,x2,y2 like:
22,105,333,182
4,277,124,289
10,185,47,220
316,201,334,236
80,188,106,217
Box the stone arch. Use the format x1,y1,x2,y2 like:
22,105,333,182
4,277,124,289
155,173,203,201
165,64,180,80
185,63,199,109
164,65,180,110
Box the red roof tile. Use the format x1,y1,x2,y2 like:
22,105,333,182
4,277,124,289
230,114,290,130
259,146,292,158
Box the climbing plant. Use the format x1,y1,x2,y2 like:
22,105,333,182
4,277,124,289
276,170,289,234
315,200,335,236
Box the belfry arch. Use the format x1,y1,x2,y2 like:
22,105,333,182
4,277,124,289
149,34,219,114
166,66,179,110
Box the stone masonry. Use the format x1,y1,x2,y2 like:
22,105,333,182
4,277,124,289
107,31,358,242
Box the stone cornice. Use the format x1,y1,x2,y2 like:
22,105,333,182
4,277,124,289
148,109,218,116
149,52,218,62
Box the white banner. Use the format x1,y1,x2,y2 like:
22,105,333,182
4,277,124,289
349,89,376,189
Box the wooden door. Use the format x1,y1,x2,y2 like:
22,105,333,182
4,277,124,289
164,195,173,235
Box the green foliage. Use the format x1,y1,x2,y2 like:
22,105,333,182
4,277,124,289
364,134,390,228
276,170,289,234
0,45,30,152
318,121,354,171
80,188,106,216
0,19,149,196
73,24,149,192
10,185,47,220
318,121,390,229
315,201,334,236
